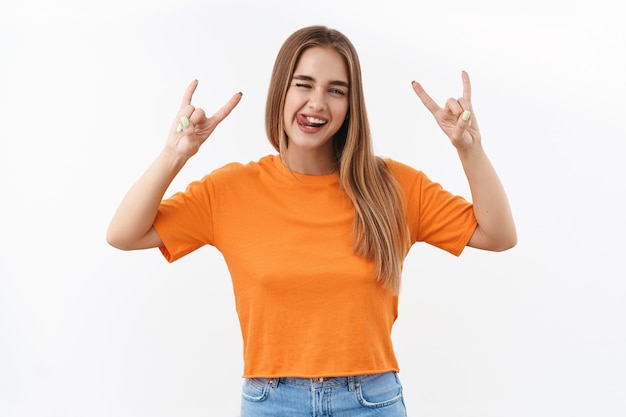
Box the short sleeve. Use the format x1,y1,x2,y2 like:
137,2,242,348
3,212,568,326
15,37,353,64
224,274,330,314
387,159,477,256
153,175,215,262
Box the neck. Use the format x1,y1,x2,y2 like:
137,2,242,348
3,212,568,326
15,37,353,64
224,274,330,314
282,150,337,176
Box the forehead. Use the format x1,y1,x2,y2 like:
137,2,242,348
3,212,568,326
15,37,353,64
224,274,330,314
294,46,348,82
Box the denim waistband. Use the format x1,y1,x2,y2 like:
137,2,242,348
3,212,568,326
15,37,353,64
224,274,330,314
268,372,393,391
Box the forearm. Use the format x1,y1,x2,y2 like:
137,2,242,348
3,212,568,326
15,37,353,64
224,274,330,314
458,144,517,251
106,148,187,250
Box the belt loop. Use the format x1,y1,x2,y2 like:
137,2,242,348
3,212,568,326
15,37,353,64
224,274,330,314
269,378,279,388
348,376,356,392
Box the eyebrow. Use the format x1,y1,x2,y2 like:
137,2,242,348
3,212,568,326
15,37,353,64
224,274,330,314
293,75,349,88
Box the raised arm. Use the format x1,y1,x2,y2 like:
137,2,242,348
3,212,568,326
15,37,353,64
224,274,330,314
106,80,242,250
412,71,517,251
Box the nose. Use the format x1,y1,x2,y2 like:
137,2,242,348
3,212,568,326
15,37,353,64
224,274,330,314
307,87,327,111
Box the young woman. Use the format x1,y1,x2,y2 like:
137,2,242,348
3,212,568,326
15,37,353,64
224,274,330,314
107,25,516,417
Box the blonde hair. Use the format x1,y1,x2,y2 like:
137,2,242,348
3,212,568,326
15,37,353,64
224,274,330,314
265,26,409,294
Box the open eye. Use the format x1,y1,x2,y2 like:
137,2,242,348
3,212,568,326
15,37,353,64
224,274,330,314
329,88,346,97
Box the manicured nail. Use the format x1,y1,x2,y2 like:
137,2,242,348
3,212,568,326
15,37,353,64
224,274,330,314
181,116,190,127
462,110,471,121
176,123,183,133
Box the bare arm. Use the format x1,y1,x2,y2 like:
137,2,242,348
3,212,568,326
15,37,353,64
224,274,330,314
457,143,517,251
106,80,242,250
412,71,517,251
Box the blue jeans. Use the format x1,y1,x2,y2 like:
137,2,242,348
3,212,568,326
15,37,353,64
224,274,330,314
240,371,407,417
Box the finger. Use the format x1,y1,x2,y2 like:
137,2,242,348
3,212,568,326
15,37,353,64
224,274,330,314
210,92,243,124
177,104,196,118
450,110,471,140
178,115,191,133
188,107,207,126
456,97,476,128
457,97,471,111
460,109,472,130
461,71,472,102
173,104,195,132
411,81,440,115
444,98,463,116
181,79,199,107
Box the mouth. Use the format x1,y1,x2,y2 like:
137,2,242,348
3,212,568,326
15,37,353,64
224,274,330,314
297,114,328,129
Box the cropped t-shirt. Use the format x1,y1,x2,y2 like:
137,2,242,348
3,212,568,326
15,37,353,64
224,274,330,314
153,154,477,378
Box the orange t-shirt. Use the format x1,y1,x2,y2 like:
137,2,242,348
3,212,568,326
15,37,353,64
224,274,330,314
153,155,477,378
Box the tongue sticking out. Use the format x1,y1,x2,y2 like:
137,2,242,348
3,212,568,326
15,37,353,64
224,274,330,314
297,114,326,128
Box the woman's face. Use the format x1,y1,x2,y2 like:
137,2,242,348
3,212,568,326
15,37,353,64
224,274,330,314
282,46,349,169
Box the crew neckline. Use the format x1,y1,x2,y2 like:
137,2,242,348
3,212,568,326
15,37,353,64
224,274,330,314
271,155,339,185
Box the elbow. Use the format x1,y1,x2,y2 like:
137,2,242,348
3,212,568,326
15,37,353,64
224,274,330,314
493,230,518,252
495,237,517,252
106,227,131,251
469,225,517,252
106,223,161,251
508,234,518,250
106,232,123,250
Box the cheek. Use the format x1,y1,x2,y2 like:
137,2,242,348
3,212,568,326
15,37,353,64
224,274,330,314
334,103,349,123
281,98,293,126
282,94,298,120
281,112,291,136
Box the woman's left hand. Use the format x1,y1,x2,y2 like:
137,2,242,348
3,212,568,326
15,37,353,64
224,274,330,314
412,71,479,151
414,71,517,252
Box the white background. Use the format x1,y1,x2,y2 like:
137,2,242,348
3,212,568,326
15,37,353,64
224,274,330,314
1,0,624,416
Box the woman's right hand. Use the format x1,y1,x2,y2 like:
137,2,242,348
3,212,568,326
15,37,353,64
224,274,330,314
166,80,243,159
106,81,242,251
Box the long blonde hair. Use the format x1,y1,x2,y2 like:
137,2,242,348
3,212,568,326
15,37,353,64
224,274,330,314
265,26,409,294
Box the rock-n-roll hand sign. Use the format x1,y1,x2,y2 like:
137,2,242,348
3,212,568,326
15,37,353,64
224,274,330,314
167,80,242,158
412,71,480,151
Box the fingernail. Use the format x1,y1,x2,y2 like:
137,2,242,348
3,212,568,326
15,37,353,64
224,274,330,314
181,116,190,127
238,92,243,96
462,110,471,121
411,80,416,85
176,123,183,133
